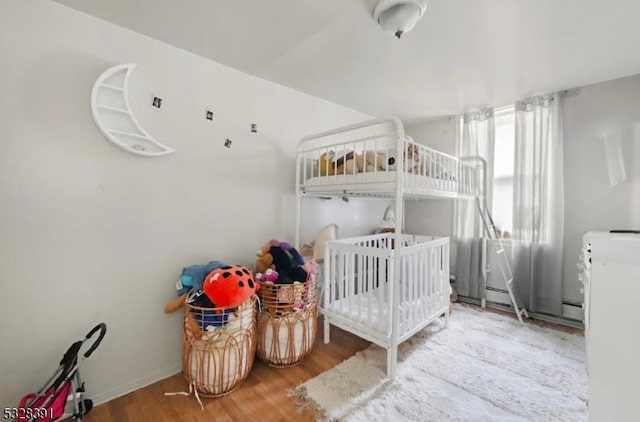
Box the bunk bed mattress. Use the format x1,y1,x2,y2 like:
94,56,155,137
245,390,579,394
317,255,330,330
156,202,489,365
304,172,460,190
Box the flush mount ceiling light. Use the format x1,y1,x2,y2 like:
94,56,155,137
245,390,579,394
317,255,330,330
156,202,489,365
373,0,427,39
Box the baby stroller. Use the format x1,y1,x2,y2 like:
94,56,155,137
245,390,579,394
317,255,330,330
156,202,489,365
16,323,107,422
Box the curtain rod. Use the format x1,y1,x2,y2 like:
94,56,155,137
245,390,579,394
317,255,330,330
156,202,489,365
445,87,582,122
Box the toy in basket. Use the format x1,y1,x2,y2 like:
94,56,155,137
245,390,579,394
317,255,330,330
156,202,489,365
254,239,319,367
181,265,259,398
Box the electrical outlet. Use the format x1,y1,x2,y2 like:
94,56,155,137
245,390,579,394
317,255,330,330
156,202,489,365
206,109,214,121
152,96,162,109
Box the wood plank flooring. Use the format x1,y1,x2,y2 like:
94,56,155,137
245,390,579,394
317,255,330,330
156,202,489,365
83,319,370,422
83,308,581,422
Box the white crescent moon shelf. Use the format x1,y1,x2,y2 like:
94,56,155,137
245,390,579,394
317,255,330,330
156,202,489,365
90,64,175,157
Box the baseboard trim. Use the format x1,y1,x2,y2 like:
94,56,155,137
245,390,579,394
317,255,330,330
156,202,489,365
90,362,182,407
456,296,584,329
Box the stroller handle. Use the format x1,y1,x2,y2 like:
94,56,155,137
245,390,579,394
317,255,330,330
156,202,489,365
84,323,107,358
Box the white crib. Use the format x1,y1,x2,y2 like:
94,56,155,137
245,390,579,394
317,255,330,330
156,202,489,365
322,233,450,379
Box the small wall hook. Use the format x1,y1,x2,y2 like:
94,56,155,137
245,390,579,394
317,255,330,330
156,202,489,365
224,139,232,149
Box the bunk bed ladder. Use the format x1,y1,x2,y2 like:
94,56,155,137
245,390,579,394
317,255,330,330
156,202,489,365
476,197,529,324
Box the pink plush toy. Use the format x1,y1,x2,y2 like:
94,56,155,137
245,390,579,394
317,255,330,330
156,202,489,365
303,259,317,283
256,268,279,284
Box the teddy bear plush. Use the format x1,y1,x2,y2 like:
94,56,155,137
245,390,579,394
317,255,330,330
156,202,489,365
343,143,426,175
319,150,356,175
342,150,397,174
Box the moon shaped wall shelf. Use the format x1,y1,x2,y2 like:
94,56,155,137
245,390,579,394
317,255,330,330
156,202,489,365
90,64,175,157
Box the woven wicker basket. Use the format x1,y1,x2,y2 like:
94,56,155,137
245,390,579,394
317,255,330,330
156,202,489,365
256,279,318,367
182,296,257,397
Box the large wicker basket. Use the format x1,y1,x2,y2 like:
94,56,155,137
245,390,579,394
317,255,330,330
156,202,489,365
256,279,318,367
182,296,257,397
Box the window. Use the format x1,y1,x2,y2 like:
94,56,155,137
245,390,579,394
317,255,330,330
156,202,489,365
492,107,515,238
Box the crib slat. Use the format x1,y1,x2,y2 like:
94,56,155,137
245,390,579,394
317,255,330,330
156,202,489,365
378,255,385,332
367,253,373,325
338,252,344,313
410,252,416,332
348,251,354,320
419,249,426,323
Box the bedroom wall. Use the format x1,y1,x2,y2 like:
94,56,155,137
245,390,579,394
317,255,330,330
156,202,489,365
0,0,387,408
562,73,640,305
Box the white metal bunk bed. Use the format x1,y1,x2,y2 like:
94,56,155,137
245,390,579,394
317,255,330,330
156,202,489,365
294,117,524,380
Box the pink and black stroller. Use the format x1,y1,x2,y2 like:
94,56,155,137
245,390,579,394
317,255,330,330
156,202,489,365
16,323,106,422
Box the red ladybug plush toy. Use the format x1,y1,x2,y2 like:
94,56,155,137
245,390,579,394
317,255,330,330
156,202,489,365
203,265,259,308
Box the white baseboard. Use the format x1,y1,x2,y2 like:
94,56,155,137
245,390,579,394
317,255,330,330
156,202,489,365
90,362,182,407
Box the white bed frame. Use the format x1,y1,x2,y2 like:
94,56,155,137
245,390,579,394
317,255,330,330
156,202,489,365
294,117,480,380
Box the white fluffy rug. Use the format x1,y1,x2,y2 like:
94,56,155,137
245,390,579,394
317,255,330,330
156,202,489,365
291,304,586,421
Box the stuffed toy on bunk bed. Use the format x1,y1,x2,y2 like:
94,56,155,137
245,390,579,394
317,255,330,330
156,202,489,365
351,150,397,173
341,142,422,175
318,150,356,175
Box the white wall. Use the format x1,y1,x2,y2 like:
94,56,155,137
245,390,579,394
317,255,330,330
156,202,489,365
0,0,384,408
562,74,640,303
404,118,458,237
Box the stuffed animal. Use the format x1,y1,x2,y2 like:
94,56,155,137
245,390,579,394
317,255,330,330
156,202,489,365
187,289,235,328
255,239,308,285
256,268,279,283
354,144,428,175
164,260,228,313
164,294,188,313
405,143,423,174
185,312,204,340
349,150,397,173
177,261,227,295
203,265,259,309
318,150,356,175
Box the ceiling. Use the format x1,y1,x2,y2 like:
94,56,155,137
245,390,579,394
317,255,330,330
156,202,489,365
55,0,640,122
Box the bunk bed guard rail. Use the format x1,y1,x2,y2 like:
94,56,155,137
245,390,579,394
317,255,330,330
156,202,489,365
295,117,478,201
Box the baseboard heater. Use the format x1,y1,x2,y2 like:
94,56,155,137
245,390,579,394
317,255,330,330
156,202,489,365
456,295,584,329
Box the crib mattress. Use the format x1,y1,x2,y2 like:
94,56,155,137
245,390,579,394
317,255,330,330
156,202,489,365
324,288,444,334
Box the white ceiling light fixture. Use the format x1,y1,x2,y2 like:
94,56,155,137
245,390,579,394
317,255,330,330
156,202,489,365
373,0,427,39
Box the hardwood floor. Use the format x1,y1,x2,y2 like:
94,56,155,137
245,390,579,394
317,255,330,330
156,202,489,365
83,307,581,422
83,319,370,422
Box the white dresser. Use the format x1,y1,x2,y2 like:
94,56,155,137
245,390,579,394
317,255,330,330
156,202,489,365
580,231,640,421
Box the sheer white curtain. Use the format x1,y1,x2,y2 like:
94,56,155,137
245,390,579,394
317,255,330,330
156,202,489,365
453,110,494,299
512,94,565,315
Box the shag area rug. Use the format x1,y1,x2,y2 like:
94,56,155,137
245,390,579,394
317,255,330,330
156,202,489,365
291,304,586,421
